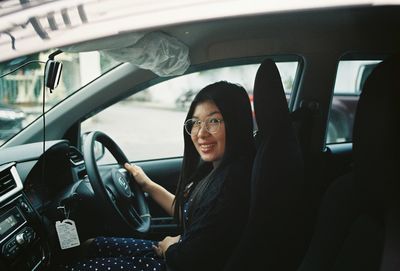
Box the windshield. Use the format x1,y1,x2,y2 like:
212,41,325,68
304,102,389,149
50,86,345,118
0,50,120,145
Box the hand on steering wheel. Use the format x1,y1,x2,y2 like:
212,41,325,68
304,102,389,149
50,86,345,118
124,163,153,192
83,131,150,234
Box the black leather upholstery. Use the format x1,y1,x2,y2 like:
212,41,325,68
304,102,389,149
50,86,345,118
253,59,292,134
298,54,400,271
224,59,307,271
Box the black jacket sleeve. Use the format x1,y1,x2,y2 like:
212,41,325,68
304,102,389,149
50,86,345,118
165,159,252,271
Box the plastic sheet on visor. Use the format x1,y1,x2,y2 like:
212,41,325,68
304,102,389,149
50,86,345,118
62,31,190,77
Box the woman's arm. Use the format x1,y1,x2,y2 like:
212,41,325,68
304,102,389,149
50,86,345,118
124,163,175,216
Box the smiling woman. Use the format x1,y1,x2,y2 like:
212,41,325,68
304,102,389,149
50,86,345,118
59,81,255,271
186,97,226,165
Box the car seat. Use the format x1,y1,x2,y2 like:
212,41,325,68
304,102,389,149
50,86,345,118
297,54,400,271
223,58,308,271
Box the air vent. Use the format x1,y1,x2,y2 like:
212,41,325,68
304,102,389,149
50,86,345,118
0,163,23,204
68,147,84,165
0,170,16,197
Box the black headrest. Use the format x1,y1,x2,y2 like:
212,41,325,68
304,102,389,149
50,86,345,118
353,54,400,170
253,59,291,138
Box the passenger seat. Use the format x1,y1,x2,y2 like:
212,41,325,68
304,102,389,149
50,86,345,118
297,54,400,271
224,58,308,271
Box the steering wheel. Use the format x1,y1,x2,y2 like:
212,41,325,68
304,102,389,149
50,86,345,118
82,131,150,233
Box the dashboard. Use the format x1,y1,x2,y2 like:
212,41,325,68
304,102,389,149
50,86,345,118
0,140,91,271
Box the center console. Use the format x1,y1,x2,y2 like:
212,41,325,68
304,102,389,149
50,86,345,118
0,163,50,271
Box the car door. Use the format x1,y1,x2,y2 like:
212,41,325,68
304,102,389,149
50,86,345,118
137,157,182,240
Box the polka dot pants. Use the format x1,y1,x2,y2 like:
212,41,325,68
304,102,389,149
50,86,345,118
63,237,165,271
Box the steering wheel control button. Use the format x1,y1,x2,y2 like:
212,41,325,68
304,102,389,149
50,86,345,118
112,169,132,198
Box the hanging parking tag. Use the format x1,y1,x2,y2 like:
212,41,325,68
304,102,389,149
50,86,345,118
55,219,80,250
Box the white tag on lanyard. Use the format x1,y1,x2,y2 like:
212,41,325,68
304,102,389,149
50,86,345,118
55,219,80,249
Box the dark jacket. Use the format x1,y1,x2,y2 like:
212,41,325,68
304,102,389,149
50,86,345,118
165,156,253,271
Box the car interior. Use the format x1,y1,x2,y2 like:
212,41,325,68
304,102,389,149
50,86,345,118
0,2,399,271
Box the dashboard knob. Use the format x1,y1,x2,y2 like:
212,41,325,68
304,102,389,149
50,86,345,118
15,233,26,245
20,201,30,212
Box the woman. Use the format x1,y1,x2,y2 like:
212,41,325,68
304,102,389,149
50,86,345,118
63,81,255,271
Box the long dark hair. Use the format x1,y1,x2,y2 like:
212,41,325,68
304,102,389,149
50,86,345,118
173,81,255,226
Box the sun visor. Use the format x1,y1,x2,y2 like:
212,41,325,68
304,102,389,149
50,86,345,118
62,31,190,77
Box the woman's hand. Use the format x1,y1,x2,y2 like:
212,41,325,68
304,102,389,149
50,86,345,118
153,235,181,258
125,163,175,216
124,163,153,192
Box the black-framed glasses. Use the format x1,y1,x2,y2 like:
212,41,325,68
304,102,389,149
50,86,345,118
184,118,224,136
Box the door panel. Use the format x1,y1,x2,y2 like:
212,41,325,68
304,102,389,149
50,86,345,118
325,143,353,181
136,157,182,240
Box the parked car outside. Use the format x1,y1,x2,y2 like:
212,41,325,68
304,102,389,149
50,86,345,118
0,103,25,143
327,60,381,143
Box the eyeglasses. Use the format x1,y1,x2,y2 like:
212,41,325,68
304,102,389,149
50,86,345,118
184,118,224,136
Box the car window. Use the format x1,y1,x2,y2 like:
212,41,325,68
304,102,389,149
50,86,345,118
0,50,120,146
326,59,381,144
82,60,300,163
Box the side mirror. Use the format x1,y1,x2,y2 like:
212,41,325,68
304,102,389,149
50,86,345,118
93,140,105,161
82,132,105,161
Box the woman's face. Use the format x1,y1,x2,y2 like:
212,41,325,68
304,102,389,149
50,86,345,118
190,101,226,167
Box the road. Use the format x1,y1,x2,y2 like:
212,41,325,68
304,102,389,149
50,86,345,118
82,101,187,162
